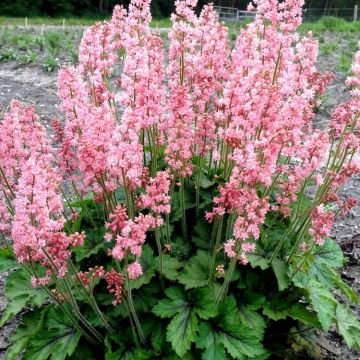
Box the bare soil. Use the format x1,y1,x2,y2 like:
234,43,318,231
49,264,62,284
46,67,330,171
0,30,359,359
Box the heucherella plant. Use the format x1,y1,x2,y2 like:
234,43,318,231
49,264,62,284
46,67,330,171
0,0,360,358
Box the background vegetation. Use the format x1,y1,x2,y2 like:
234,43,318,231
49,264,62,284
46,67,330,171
0,0,358,18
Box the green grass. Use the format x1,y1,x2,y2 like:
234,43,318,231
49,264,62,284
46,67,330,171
1,15,359,33
299,17,360,34
337,53,353,74
0,16,103,26
320,42,338,56
150,18,172,28
0,16,172,28
0,15,358,77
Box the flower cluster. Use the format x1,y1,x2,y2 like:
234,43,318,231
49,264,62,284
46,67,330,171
1,0,360,312
309,206,335,246
105,269,125,305
138,171,171,215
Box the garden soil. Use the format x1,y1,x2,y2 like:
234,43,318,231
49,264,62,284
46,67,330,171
0,30,359,359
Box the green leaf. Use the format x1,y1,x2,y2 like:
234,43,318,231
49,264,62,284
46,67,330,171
291,270,310,288
271,259,289,291
153,286,218,322
191,219,211,250
68,197,95,209
196,297,267,359
240,291,266,311
152,296,188,319
193,288,218,320
131,245,156,289
151,323,166,353
196,322,227,360
333,272,359,305
72,228,105,262
217,297,267,359
170,236,192,260
199,174,215,189
153,286,218,357
217,320,267,359
238,306,266,340
313,237,344,269
262,306,287,321
288,327,321,359
24,307,81,360
248,254,269,270
307,280,337,331
4,268,47,306
286,303,321,328
152,286,187,319
0,247,18,272
335,303,360,350
166,308,198,357
309,258,334,287
120,349,155,360
158,255,182,281
305,238,344,288
1,268,48,326
178,250,211,289
170,190,196,223
1,294,29,327
6,309,47,360
166,285,186,299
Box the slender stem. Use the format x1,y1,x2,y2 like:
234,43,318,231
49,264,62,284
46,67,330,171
41,248,103,343
269,217,300,263
71,182,97,228
125,267,145,345
295,176,311,219
68,260,114,334
123,299,140,348
25,260,97,344
208,217,224,285
195,155,204,218
225,214,236,241
287,218,311,264
155,227,164,287
60,187,76,214
62,276,103,343
216,255,237,305
209,218,220,252
179,178,187,240
0,166,15,197
290,243,316,280
2,189,14,215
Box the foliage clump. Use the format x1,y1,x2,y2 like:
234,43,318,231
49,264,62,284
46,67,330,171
0,0,360,359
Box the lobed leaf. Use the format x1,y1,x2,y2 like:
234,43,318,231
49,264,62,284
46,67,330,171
307,279,337,331
271,259,290,291
335,303,360,350
1,268,48,326
178,250,212,290
166,308,198,357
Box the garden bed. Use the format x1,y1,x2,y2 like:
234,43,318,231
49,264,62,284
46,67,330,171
0,17,359,359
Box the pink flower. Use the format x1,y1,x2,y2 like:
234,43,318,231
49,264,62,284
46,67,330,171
224,239,236,258
69,232,86,247
106,205,128,233
0,101,53,234
241,243,256,254
127,261,143,280
138,171,171,215
309,205,335,245
105,269,125,305
112,214,158,261
12,155,71,281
